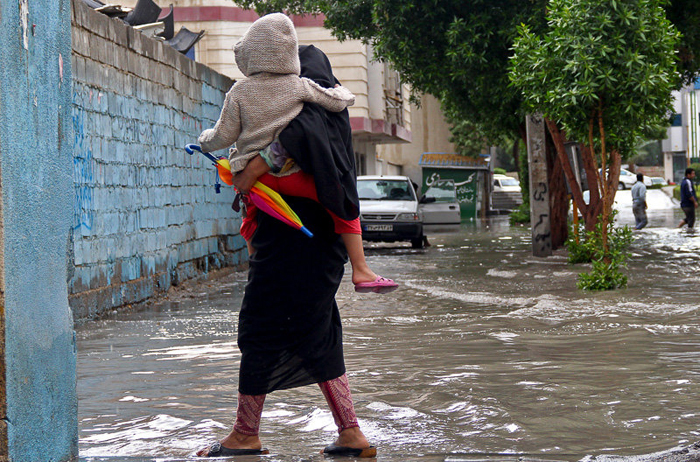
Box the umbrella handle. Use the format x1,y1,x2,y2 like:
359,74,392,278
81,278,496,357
185,144,202,155
185,144,222,164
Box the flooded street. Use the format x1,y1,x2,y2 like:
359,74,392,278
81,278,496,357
77,193,700,461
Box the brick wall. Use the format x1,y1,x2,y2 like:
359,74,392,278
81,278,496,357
70,0,245,320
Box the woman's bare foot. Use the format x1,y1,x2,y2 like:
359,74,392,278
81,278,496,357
335,427,370,449
196,429,262,456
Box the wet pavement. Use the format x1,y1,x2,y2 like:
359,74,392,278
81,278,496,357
77,190,700,462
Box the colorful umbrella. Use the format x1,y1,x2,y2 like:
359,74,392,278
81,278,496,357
249,181,313,237
185,144,313,237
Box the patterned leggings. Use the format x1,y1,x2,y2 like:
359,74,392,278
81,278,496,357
233,373,359,436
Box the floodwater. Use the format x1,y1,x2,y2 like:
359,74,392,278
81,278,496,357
77,189,700,461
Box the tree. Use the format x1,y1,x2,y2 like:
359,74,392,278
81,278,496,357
510,0,679,257
237,0,547,142
237,0,700,250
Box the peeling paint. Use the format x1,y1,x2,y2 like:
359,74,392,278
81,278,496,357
59,54,64,84
19,0,28,50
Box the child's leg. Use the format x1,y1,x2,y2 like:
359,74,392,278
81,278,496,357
259,172,395,288
340,232,377,285
240,205,258,256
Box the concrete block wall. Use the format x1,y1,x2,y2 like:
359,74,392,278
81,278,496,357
70,0,245,320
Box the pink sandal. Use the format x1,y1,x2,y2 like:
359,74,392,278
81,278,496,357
354,276,398,294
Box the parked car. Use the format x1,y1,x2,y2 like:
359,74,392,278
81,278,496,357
357,175,425,248
420,179,461,233
493,174,522,193
616,168,651,189
650,177,667,187
492,174,523,210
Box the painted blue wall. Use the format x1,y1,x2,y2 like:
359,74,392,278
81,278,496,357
69,1,244,319
0,0,78,460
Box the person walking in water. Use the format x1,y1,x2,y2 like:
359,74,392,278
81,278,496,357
678,167,698,229
631,173,647,230
195,41,376,459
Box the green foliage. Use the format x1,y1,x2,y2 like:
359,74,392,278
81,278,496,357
494,167,507,175
631,140,663,166
236,0,549,142
565,226,595,264
566,216,634,290
509,0,680,159
673,183,700,201
235,0,700,146
509,202,530,225
691,163,700,185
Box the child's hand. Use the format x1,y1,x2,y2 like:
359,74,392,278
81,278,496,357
232,155,271,193
233,169,256,194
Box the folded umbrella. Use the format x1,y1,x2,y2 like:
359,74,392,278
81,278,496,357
185,144,312,237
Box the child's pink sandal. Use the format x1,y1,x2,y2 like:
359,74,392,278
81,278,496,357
354,276,398,294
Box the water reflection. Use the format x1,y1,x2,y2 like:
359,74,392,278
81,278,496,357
78,212,700,461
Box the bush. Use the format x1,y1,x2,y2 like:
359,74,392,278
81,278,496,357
565,225,595,264
673,184,700,201
565,215,634,291
509,202,530,225
494,167,507,175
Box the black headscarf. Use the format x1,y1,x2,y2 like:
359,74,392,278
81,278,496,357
279,45,360,221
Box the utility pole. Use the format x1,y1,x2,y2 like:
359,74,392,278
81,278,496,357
526,114,552,257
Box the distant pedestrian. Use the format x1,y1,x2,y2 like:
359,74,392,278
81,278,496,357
631,173,647,230
678,168,698,229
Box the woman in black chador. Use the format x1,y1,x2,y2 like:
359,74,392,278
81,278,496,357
197,45,376,459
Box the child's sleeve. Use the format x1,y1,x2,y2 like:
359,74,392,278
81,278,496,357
198,84,242,153
300,77,355,112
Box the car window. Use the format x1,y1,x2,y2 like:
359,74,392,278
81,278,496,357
357,180,415,200
500,178,519,186
425,180,457,202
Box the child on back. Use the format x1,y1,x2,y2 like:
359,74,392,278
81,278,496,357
198,13,397,293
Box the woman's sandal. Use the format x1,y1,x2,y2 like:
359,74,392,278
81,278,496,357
322,443,377,458
199,442,270,457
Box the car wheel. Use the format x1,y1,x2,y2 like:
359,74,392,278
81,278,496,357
411,236,425,249
618,182,625,190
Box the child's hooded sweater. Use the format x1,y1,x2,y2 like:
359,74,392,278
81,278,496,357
197,13,355,175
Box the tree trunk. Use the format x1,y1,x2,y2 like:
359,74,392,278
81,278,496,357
545,127,568,249
512,138,520,174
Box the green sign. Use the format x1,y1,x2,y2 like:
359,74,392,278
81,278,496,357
422,168,480,219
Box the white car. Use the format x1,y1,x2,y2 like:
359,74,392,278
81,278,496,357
616,168,651,189
493,174,522,193
420,179,461,233
357,176,425,248
492,174,523,210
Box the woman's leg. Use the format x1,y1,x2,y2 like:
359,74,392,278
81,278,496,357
319,374,370,449
196,393,266,456
234,393,266,436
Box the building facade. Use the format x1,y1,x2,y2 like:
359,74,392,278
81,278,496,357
662,82,700,183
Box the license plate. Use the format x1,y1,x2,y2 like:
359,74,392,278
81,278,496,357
365,224,393,231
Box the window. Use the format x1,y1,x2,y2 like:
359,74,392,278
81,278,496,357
425,180,457,202
357,180,415,200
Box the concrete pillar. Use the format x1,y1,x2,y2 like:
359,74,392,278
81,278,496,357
0,0,77,460
526,114,552,257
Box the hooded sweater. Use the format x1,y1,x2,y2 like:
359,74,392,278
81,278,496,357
197,13,355,175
